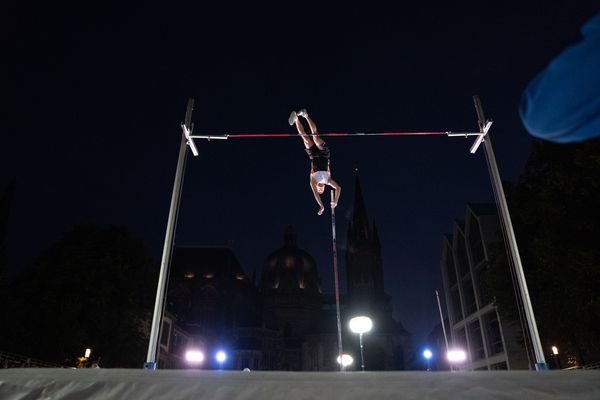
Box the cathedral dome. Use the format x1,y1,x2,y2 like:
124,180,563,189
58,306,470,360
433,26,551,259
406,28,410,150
260,226,321,294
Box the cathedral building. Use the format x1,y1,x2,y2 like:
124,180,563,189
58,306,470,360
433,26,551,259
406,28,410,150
159,174,410,370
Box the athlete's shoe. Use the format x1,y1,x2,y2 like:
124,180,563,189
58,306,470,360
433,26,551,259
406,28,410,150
288,111,298,125
297,108,308,118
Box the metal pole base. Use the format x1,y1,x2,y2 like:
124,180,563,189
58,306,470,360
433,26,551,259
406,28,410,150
143,362,157,370
535,362,549,371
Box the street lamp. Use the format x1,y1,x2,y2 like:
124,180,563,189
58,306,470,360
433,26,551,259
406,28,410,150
551,346,562,369
215,350,227,369
349,316,373,371
76,348,93,368
336,354,354,368
423,349,433,371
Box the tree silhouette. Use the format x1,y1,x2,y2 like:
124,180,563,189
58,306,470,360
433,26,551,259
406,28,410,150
485,138,600,365
1,224,158,367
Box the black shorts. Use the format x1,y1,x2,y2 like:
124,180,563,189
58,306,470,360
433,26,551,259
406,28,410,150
305,143,330,172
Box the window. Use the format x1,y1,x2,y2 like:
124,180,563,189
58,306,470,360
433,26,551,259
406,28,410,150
199,285,218,327
455,234,470,278
484,311,504,356
468,217,485,266
490,362,507,370
462,277,477,315
453,327,467,352
450,286,463,322
170,332,187,355
475,266,493,306
285,256,294,268
160,321,170,346
445,245,457,287
264,354,273,370
468,320,485,361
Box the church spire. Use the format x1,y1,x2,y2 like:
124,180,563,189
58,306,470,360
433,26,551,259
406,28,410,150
345,173,388,307
373,221,380,246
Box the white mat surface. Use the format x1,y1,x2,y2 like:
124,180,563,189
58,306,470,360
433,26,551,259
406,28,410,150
1,369,599,400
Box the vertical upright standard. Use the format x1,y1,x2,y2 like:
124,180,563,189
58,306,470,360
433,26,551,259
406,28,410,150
474,95,548,370
330,190,344,371
144,99,195,369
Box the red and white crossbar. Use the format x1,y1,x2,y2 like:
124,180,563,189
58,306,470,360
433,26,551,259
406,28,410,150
181,124,492,156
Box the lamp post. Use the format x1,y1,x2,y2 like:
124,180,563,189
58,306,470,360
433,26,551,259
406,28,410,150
349,316,373,372
76,348,92,369
423,349,433,371
551,346,562,370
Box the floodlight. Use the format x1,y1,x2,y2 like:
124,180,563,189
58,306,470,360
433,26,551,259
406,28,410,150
336,354,354,367
447,349,467,363
186,350,205,363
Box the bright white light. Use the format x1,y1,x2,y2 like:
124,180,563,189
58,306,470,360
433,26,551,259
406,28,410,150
185,350,204,363
84,348,92,358
423,349,433,360
215,351,227,363
349,316,373,334
552,346,559,355
336,354,354,367
447,349,467,363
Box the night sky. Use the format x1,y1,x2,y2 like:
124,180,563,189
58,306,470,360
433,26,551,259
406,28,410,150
3,4,598,344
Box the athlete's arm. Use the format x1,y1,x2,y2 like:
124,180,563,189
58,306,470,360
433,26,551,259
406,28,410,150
310,178,325,215
328,178,341,208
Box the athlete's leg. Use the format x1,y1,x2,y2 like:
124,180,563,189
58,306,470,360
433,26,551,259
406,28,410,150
299,109,325,148
295,118,314,149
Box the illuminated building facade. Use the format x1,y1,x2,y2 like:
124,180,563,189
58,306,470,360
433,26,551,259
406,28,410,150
440,203,530,370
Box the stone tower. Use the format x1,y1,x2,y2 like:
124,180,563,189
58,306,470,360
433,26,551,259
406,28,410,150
345,172,392,317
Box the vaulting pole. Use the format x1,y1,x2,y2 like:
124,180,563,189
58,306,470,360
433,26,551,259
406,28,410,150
145,98,194,369
330,190,344,371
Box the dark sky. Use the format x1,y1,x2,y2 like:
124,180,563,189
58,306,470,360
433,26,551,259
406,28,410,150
3,3,598,344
